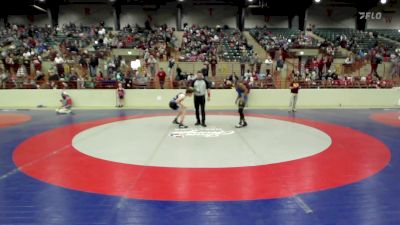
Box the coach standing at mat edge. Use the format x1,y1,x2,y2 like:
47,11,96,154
192,71,211,127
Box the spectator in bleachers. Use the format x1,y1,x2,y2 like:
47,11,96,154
187,73,196,85
35,70,44,82
203,60,210,75
124,70,133,89
244,71,255,88
210,55,217,77
5,54,15,77
201,65,208,78
77,75,85,89
390,53,400,80
176,65,183,80
54,54,65,77
255,53,262,74
264,56,273,65
89,54,99,77
16,64,27,88
157,68,167,89
276,55,284,71
248,54,255,73
244,69,252,80
136,72,149,86
370,49,382,80
344,53,354,65
168,56,175,78
326,55,334,71
148,54,157,78
0,69,8,89
32,56,42,73
240,53,248,77
95,71,104,82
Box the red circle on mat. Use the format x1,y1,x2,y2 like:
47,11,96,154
0,114,32,128
13,113,391,201
370,112,400,127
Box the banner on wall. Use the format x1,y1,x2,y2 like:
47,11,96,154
84,7,91,16
326,8,333,17
385,16,392,23
27,15,34,23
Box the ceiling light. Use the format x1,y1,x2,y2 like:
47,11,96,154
32,4,47,12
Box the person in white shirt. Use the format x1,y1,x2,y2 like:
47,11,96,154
265,56,273,65
244,69,252,80
187,73,196,83
54,54,65,76
147,55,157,78
98,28,106,36
77,75,85,89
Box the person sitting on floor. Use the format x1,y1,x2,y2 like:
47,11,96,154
56,92,72,114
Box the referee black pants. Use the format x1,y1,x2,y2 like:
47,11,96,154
194,95,206,123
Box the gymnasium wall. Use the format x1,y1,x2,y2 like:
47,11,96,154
245,14,288,28
120,5,176,28
181,5,237,28
0,89,399,109
307,3,356,29
58,4,114,27
7,4,287,29
366,3,400,29
8,14,49,27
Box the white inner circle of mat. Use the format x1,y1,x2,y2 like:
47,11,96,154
72,115,332,168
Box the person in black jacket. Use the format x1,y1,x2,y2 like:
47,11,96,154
192,72,211,127
89,54,99,77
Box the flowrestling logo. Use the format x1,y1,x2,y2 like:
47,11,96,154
358,12,382,20
358,12,393,23
170,128,235,138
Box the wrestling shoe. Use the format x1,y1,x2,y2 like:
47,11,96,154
179,124,188,129
172,118,179,124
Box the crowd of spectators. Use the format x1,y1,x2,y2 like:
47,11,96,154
0,21,178,89
180,24,253,62
0,21,398,90
250,27,318,59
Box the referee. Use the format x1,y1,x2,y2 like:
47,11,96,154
192,71,211,127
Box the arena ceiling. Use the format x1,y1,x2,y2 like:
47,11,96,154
1,0,385,15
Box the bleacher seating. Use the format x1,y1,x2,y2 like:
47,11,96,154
314,28,400,55
249,28,319,51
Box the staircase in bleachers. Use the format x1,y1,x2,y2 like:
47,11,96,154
174,31,184,49
243,31,268,59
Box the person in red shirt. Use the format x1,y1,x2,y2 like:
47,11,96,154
116,82,125,108
157,67,167,89
56,92,72,114
289,78,300,113
366,73,373,86
95,71,104,82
